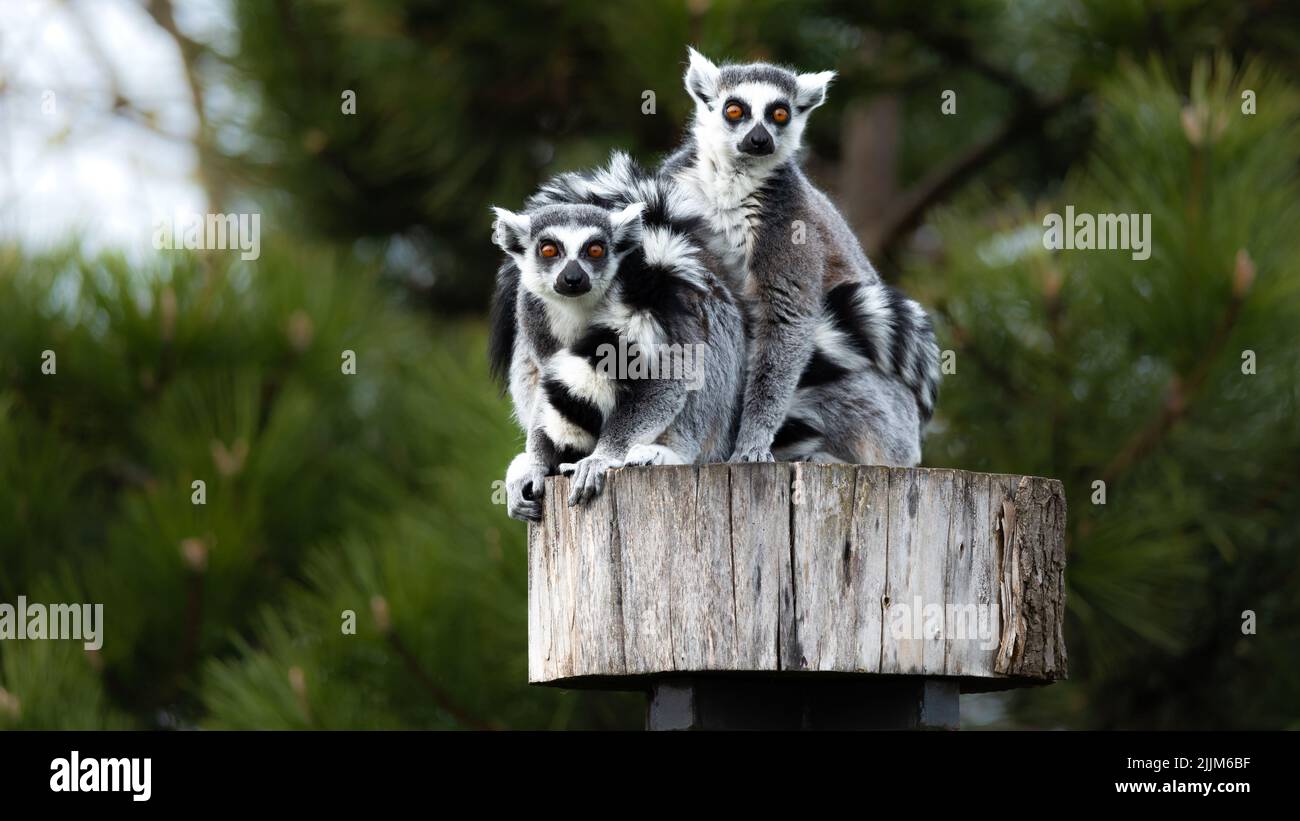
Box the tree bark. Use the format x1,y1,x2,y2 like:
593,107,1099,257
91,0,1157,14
528,464,1067,692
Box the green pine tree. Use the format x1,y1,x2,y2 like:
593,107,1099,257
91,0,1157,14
0,244,637,729
913,57,1300,728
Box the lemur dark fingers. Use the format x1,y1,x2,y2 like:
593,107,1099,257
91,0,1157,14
563,455,621,506
729,445,776,463
508,500,542,522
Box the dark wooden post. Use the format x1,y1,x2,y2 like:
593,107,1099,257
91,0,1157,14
528,464,1067,730
646,676,960,730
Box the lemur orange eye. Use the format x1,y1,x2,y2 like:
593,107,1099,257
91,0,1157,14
724,103,744,121
539,242,559,258
772,106,790,124
586,242,605,258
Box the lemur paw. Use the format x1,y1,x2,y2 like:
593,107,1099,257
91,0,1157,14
558,454,622,506
505,454,548,522
733,439,769,465
624,444,687,467
729,444,776,463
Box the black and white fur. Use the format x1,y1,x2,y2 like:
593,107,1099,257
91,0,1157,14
490,155,745,520
661,48,941,465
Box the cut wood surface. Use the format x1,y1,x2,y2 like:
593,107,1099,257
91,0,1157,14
528,464,1067,691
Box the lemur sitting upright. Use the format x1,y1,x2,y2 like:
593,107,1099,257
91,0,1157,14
490,154,745,521
661,48,941,466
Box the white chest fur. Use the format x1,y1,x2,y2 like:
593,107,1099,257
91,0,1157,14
675,156,764,285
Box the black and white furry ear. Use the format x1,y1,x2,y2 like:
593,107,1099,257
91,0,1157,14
609,202,646,246
490,207,531,256
684,47,721,108
794,70,836,113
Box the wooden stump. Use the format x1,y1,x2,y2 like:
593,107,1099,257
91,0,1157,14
528,464,1067,723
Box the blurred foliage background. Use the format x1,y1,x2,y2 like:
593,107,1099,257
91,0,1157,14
0,0,1298,729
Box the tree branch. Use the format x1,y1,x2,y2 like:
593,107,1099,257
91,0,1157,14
873,91,1079,258
1100,253,1251,485
144,0,224,208
385,632,501,731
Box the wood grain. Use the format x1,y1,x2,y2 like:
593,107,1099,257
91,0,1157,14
527,464,1067,690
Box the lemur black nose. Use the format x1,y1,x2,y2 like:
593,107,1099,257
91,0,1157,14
561,263,585,287
740,124,774,156
555,261,590,296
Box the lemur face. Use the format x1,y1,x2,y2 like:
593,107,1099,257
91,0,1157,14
683,48,835,171
492,202,644,305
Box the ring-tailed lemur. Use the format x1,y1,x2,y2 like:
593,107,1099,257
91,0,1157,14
489,156,745,520
661,48,941,466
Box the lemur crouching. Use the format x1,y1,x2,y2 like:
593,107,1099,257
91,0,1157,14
490,155,744,521
663,49,941,466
